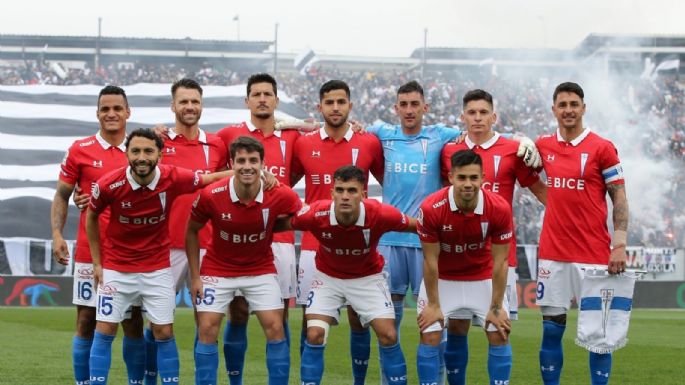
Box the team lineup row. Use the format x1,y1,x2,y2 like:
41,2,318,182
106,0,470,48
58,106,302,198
50,74,629,385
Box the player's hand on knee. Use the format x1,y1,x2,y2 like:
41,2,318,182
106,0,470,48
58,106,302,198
72,185,89,211
51,236,70,265
417,303,443,332
485,307,511,340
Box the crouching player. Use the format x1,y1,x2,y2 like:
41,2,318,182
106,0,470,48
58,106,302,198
416,150,513,385
186,136,301,385
86,128,230,384
278,165,415,385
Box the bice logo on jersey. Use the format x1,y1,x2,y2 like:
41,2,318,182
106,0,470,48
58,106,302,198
546,176,585,190
310,174,332,185
119,213,167,225
219,230,267,243
440,241,486,253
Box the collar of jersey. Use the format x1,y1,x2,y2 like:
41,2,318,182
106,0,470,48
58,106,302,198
229,176,264,204
168,128,208,143
448,186,484,215
126,165,161,190
320,124,353,141
96,131,126,152
556,127,591,146
465,132,500,150
329,201,365,226
247,120,281,138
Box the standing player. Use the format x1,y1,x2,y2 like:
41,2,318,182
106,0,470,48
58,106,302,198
291,80,385,384
535,82,628,385
416,149,514,385
85,128,229,385
215,73,301,385
439,89,546,383
281,165,414,385
187,136,300,385
51,85,146,385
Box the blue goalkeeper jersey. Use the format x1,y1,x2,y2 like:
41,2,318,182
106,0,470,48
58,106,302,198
367,122,462,247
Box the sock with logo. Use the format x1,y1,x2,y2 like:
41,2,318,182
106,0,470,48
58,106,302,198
144,328,158,385
379,342,407,385
300,341,325,385
589,352,612,385
72,336,93,385
223,320,247,385
156,337,179,384
123,336,146,384
540,320,565,385
194,342,218,385
444,334,468,385
350,328,371,385
266,339,290,385
488,344,512,385
89,331,115,385
416,343,440,385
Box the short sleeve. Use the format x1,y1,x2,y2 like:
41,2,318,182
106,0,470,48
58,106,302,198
58,143,79,185
190,187,212,224
416,201,439,243
379,203,409,233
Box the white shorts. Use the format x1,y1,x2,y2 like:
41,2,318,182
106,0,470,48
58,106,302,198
296,250,317,305
196,274,282,314
169,248,206,293
73,262,97,307
417,279,509,334
306,271,394,327
536,259,607,311
96,268,175,325
506,267,519,320
272,242,297,299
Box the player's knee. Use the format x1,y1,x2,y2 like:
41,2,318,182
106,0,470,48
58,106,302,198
75,306,96,337
121,308,144,338
390,293,405,302
376,327,398,347
151,324,174,340
263,320,285,341
306,320,330,345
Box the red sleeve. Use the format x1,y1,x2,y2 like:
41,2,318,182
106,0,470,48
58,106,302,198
440,145,453,183
172,166,203,195
598,139,624,186
190,187,211,224
213,138,229,171
88,178,109,214
416,201,439,243
291,138,305,177
58,143,80,185
379,203,409,233
216,127,234,148
290,202,316,231
489,198,513,245
281,186,303,216
368,135,385,183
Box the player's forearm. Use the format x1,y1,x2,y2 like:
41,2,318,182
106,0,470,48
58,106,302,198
185,222,203,279
529,179,547,206
403,217,417,233
422,242,440,306
490,244,509,309
202,170,232,186
607,184,629,232
85,209,102,266
50,183,73,237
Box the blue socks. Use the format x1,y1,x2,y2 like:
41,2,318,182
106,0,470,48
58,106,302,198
123,336,146,384
266,339,290,385
393,300,404,340
589,352,612,385
156,337,180,384
223,321,248,385
379,342,407,385
301,341,325,385
540,320,565,385
89,331,114,385
194,342,218,385
488,344,512,385
144,328,158,385
417,343,440,385
444,334,468,385
350,329,371,385
72,336,93,385
299,329,307,357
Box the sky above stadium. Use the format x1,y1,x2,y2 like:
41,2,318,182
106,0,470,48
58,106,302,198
2,0,684,57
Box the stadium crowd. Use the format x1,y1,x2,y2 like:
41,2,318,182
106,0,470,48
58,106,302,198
2,60,683,247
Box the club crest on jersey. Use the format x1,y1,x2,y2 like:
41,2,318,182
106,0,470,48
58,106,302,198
421,139,428,162
159,192,167,212
580,153,589,177
121,201,132,209
279,140,287,163
92,160,103,168
493,155,501,179
262,208,270,229
352,148,359,166
91,183,100,199
362,229,371,247
481,222,489,240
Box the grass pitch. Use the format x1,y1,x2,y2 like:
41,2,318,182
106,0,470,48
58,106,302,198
0,307,683,384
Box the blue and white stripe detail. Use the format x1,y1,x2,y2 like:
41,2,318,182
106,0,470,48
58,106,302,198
602,164,624,184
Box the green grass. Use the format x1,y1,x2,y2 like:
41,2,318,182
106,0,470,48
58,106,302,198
0,307,683,384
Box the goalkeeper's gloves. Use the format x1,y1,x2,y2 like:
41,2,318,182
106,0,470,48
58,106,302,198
514,135,542,168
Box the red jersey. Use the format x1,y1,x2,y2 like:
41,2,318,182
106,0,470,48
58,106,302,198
536,128,625,264
417,187,513,280
191,178,302,277
89,164,201,272
291,127,384,251
162,129,228,249
291,199,409,279
58,132,128,263
216,121,300,244
441,133,540,266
